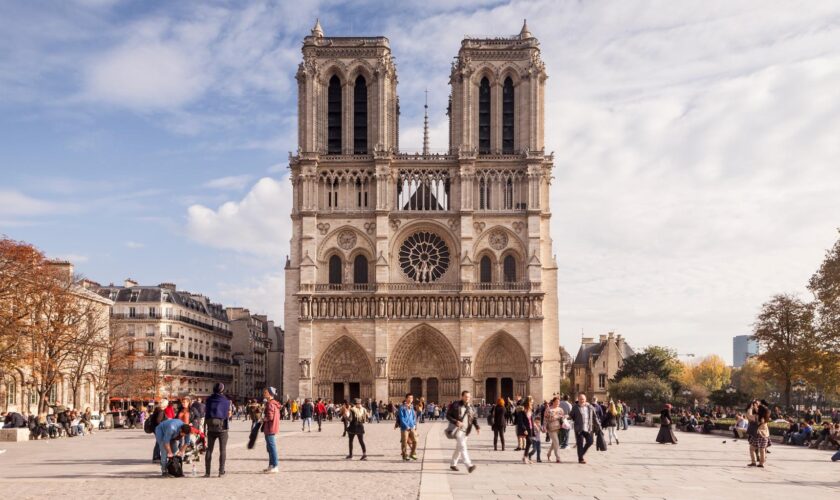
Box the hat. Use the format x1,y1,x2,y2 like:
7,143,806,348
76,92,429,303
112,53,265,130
213,382,225,394
267,386,277,397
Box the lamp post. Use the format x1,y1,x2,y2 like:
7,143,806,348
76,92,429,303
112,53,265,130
644,390,652,415
681,389,692,409
792,380,806,415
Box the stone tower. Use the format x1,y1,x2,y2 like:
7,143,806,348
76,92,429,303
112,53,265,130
284,20,558,404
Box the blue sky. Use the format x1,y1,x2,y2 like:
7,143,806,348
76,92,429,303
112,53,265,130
2,0,840,363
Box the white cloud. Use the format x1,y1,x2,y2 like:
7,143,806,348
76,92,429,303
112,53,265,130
186,176,292,259
125,241,144,249
53,253,89,264
202,175,254,191
0,190,75,217
215,271,284,323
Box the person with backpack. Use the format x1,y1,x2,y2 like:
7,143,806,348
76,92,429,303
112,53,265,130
446,390,480,473
154,418,192,477
345,398,369,460
148,400,170,463
203,383,231,477
190,397,205,430
300,398,314,432
315,398,327,432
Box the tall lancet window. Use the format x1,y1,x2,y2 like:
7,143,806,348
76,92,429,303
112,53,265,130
502,77,515,153
478,77,491,154
327,75,342,154
353,76,368,154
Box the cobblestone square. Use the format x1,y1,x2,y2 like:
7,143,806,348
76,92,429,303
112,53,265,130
0,420,836,499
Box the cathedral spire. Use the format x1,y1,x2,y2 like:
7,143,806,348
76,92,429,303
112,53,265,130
519,19,532,39
423,89,430,155
311,18,324,38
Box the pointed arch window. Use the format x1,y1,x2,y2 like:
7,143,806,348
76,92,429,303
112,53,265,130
353,255,369,284
328,255,343,286
502,77,515,153
479,256,492,284
503,255,517,282
328,75,342,154
353,76,368,154
478,77,491,154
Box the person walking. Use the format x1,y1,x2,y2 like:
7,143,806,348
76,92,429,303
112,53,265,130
747,400,770,468
262,387,281,473
300,398,314,432
447,390,480,473
315,398,327,432
396,393,418,461
517,399,535,464
605,401,619,445
655,404,678,444
340,401,350,437
558,394,573,449
542,396,564,463
491,398,507,451
345,398,369,460
203,383,231,477
569,393,601,464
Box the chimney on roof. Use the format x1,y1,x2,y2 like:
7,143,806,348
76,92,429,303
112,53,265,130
599,334,608,342
159,282,177,291
124,278,138,288
48,260,74,282
581,337,594,344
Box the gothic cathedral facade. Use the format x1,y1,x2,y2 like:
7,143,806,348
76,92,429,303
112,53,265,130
283,21,559,404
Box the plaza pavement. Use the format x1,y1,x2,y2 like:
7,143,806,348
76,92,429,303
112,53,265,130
0,418,836,499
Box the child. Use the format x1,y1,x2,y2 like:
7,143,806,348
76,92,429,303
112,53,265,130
530,416,543,463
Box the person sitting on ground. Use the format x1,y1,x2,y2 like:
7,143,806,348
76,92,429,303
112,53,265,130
811,422,832,449
732,413,749,439
782,418,799,444
701,415,715,434
790,420,814,446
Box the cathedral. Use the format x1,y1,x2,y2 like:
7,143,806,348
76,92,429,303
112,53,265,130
283,20,559,403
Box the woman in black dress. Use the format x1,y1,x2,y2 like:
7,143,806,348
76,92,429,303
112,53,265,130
656,404,678,444
491,398,507,451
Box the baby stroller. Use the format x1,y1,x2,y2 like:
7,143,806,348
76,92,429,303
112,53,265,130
183,426,207,465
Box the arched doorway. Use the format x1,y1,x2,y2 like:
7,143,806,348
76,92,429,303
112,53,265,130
315,336,374,402
389,325,459,404
474,331,529,401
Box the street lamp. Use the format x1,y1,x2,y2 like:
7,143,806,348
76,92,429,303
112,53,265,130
792,380,806,414
681,389,692,408
644,390,653,415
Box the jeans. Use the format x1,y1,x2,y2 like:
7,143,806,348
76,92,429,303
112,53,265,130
315,414,322,431
450,429,473,467
205,431,228,474
157,438,179,474
529,437,541,461
153,441,161,461
265,433,278,468
607,426,618,444
575,431,593,461
831,450,840,461
370,409,379,422
400,429,417,458
302,417,312,431
560,428,569,448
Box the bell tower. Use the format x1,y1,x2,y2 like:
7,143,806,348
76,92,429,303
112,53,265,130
448,20,547,154
296,19,399,155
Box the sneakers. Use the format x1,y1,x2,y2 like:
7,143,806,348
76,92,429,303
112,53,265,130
403,456,410,461
345,455,353,460
449,465,459,471
264,467,279,474
360,455,367,461
409,454,418,461
468,465,477,473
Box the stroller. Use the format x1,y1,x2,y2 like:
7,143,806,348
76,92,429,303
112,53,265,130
183,426,207,465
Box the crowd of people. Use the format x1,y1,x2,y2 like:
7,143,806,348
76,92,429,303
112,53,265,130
1,405,98,439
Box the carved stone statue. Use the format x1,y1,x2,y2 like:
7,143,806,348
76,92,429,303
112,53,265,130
461,357,472,377
299,359,311,378
376,357,387,378
531,357,543,377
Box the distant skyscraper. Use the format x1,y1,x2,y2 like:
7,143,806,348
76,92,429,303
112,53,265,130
733,335,759,367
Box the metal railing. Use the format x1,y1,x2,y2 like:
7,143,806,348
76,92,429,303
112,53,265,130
300,282,539,293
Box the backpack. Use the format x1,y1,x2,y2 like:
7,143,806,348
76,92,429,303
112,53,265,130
144,417,155,434
166,456,184,477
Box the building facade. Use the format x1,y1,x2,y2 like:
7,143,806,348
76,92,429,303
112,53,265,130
1,261,112,415
228,307,273,402
732,335,759,368
267,323,285,397
283,21,559,404
98,281,234,399
570,332,634,401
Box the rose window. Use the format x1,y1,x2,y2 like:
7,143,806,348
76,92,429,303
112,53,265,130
398,231,450,283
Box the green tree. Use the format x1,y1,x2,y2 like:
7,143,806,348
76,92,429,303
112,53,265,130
753,294,816,407
731,358,775,400
613,346,682,384
608,376,673,411
689,355,732,393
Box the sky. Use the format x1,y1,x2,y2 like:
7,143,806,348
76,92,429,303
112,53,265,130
1,0,839,364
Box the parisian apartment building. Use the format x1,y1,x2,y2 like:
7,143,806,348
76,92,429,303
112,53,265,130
227,307,273,402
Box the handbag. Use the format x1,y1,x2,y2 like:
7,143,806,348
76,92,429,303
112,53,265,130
561,418,571,430
595,430,607,451
444,423,457,439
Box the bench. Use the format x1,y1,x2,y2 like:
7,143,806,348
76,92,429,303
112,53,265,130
0,428,30,442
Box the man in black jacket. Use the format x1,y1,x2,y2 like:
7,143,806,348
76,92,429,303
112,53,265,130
569,393,601,464
446,390,480,473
